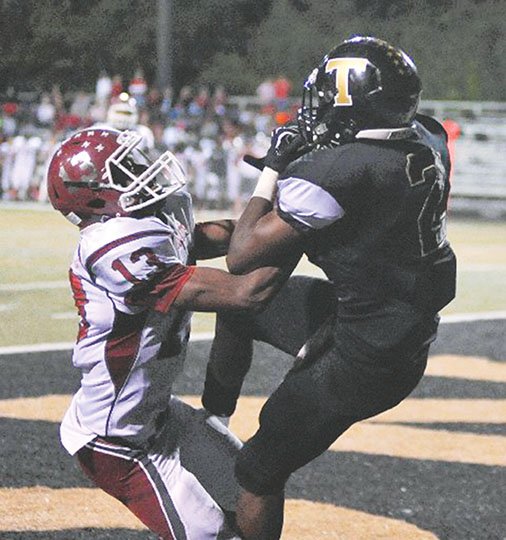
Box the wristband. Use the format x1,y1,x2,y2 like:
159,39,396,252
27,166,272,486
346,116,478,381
251,167,279,202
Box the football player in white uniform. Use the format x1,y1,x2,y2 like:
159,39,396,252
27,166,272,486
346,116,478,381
46,128,285,539
99,93,156,153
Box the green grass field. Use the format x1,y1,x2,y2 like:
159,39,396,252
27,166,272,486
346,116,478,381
1,204,505,347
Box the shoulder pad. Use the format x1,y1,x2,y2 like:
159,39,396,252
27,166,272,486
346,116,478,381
415,114,448,141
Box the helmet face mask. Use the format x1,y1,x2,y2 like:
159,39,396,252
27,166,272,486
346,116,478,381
298,36,422,145
47,129,186,224
105,131,185,213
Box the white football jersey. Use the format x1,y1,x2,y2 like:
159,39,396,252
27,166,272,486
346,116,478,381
61,191,196,455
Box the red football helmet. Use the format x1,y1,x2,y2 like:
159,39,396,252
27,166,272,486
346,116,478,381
47,128,185,224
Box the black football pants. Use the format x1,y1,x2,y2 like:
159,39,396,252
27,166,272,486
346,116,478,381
211,276,437,495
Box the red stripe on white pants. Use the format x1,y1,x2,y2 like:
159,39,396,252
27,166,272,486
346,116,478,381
77,444,175,539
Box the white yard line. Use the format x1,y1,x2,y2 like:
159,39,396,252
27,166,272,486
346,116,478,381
440,311,506,323
458,264,506,272
0,281,68,292
0,314,505,357
0,331,217,355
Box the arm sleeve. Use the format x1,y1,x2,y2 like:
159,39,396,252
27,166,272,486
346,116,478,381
276,176,345,232
151,263,196,313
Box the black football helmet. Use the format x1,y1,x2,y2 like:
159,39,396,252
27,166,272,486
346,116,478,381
298,36,422,145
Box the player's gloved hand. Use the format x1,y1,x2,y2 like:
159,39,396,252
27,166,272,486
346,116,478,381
244,124,309,173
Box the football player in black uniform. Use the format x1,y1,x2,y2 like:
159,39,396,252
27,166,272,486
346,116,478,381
203,36,457,539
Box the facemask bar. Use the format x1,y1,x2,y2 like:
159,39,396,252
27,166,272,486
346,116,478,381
298,70,320,144
104,130,186,212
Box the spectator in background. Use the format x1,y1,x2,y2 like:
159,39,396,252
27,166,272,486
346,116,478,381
189,86,211,117
128,68,148,107
0,136,16,199
36,130,61,203
160,85,174,118
442,117,461,182
1,102,18,137
95,70,112,106
70,91,92,123
212,85,228,117
221,117,248,215
256,78,276,110
273,74,292,111
178,85,194,112
163,120,190,150
50,85,65,117
110,74,124,101
8,133,42,200
35,93,56,128
145,87,164,125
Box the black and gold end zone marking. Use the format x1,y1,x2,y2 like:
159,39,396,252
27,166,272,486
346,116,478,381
0,353,504,539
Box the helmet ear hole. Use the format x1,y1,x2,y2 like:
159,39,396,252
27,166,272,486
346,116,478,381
109,162,132,188
87,198,106,209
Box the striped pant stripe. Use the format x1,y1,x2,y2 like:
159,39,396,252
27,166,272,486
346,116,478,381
78,438,186,539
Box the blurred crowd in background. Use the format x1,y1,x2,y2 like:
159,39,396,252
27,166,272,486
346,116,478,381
0,70,296,214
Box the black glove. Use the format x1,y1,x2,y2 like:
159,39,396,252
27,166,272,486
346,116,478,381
244,124,309,173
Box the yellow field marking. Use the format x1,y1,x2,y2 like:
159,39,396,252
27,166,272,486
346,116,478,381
0,487,145,531
1,394,504,466
327,423,506,466
0,487,437,539
0,394,70,421
2,394,504,426
426,354,506,381
371,398,506,423
283,500,437,540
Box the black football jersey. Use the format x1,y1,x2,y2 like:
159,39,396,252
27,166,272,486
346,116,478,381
277,114,456,316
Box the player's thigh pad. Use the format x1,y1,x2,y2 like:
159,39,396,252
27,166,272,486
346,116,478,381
235,330,431,495
222,275,336,356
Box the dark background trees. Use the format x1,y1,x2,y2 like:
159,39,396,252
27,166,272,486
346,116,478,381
0,0,504,100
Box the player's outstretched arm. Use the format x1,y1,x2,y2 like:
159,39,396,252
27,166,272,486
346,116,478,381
171,265,286,313
227,195,304,274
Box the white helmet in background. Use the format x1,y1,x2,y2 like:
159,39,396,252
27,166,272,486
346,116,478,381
106,96,139,130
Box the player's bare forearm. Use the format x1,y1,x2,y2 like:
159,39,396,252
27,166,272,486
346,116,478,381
227,198,304,275
173,265,284,312
193,219,236,259
229,198,273,263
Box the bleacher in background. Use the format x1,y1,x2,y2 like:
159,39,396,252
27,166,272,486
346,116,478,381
420,101,506,197
418,100,506,219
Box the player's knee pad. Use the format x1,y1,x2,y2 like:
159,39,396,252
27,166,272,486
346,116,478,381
234,440,288,496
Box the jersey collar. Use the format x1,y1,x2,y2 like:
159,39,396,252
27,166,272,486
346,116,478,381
355,124,417,141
